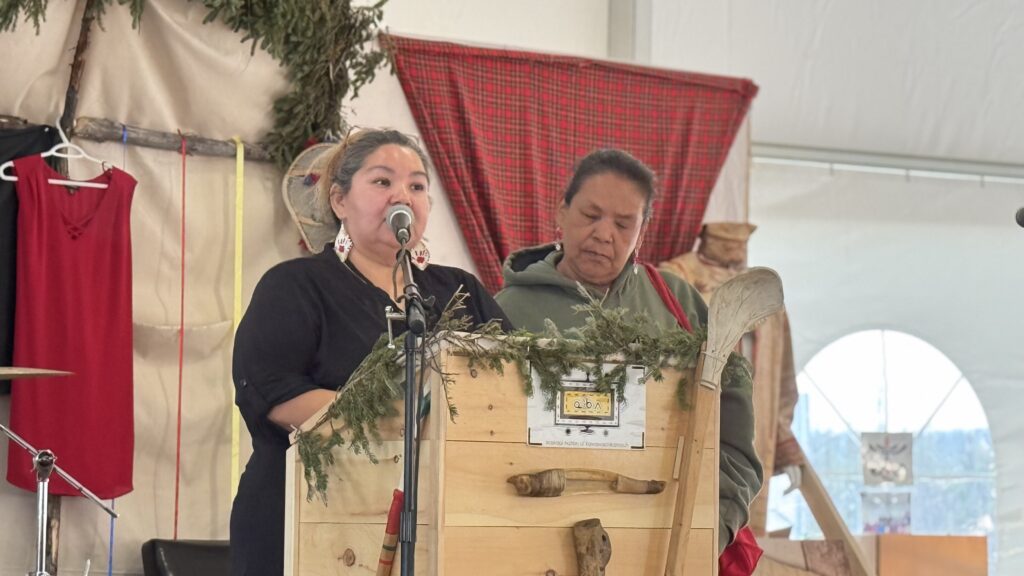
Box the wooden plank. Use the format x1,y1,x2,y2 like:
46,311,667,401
711,383,721,576
442,441,717,530
443,526,715,576
297,524,716,575
285,449,298,576
298,523,433,575
799,464,874,576
430,367,449,576
442,355,712,449
297,439,437,526
756,538,811,572
803,541,854,576
877,535,987,576
752,557,820,576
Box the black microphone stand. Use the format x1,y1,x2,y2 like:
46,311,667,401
395,240,426,576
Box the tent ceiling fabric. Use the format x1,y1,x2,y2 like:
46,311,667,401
649,0,1024,166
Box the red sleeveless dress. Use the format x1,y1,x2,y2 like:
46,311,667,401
7,154,136,499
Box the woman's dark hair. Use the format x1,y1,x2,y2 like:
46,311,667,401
317,128,430,223
563,149,657,220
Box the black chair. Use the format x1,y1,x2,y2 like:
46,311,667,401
141,539,230,576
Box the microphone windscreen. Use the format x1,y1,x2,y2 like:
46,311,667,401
386,204,414,229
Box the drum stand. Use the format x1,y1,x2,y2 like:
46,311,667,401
0,422,117,576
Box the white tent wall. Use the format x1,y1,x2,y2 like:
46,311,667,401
638,1,1024,575
748,163,1024,574
0,1,751,574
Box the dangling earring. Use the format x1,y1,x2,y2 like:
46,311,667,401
410,238,431,271
632,238,644,275
334,220,353,262
554,226,563,252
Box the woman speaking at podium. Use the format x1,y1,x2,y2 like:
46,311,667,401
495,149,763,567
229,129,511,576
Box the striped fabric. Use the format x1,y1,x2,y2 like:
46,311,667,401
387,34,757,292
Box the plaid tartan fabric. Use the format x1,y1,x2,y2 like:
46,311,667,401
387,34,757,292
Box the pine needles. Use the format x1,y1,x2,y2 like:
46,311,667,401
294,286,710,504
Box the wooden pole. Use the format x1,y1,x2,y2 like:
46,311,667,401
46,497,62,575
45,0,100,568
3,115,274,163
59,0,96,138
72,117,273,162
664,349,713,575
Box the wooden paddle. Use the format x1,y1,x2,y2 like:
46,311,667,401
664,267,784,575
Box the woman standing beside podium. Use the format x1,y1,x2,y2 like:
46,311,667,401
230,129,511,576
495,149,763,571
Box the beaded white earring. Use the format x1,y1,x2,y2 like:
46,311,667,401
409,239,431,271
334,221,353,262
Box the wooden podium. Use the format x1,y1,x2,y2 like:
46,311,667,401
285,344,721,576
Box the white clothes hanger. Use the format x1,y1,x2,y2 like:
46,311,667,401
0,120,110,189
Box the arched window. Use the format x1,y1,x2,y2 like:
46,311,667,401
767,329,996,568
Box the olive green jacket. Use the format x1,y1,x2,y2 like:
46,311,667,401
495,244,763,554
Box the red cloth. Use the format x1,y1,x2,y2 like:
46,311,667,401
720,526,764,576
8,154,136,499
387,34,757,292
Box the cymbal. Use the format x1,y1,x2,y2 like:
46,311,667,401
0,367,73,381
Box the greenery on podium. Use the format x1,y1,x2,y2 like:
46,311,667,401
295,287,713,504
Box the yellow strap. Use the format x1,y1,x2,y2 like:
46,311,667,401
231,136,245,498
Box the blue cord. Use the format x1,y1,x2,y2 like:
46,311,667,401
120,125,128,169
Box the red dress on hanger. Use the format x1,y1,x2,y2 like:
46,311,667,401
7,154,136,499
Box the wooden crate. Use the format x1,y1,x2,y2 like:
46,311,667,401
285,346,720,575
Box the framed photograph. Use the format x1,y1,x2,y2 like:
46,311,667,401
862,432,913,485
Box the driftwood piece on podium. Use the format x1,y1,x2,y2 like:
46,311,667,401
508,468,666,497
665,268,785,576
799,463,875,576
574,518,612,576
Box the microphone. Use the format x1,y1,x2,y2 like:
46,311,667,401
385,204,414,245
1017,207,1024,228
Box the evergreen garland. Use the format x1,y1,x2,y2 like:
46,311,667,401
295,286,715,505
1,0,390,169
